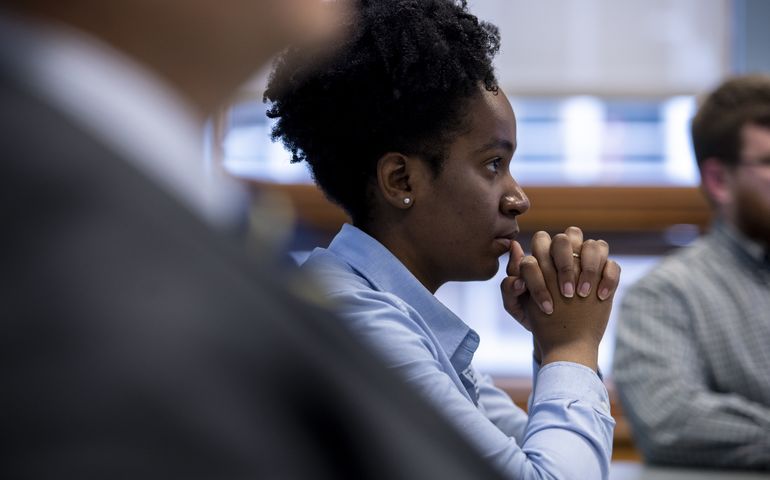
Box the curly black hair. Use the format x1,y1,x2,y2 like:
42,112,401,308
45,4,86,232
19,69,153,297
264,0,501,225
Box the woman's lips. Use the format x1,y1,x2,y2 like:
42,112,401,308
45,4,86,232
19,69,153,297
493,227,519,255
493,237,513,254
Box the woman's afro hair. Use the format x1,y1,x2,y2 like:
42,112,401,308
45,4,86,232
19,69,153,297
264,0,501,224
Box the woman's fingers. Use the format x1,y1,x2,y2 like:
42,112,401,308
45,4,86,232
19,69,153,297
549,227,583,298
506,240,525,277
597,259,621,301
576,239,609,298
519,255,553,315
518,228,619,314
500,275,530,329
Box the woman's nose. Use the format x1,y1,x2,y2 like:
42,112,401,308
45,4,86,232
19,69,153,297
500,184,530,216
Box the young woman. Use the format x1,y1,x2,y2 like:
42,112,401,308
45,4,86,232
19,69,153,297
265,1,620,478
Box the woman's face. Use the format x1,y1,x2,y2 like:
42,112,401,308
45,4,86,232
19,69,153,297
406,87,530,289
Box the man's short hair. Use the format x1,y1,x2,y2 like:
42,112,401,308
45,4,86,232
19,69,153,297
691,74,770,169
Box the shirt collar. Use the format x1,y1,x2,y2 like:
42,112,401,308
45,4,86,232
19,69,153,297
328,224,479,372
0,11,244,229
712,220,768,267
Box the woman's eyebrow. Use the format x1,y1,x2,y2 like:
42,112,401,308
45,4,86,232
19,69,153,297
474,139,516,154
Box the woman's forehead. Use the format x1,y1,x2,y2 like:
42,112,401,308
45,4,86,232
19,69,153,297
464,88,517,143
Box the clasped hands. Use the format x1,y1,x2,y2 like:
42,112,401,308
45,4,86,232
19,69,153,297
500,227,621,371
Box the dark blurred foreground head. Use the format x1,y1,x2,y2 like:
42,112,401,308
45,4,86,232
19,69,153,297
3,0,343,114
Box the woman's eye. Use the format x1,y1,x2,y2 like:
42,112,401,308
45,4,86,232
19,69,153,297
485,157,503,173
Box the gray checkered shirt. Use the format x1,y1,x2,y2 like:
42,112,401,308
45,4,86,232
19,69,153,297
613,221,770,469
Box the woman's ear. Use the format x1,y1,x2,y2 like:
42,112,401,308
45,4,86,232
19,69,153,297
377,152,422,209
701,157,733,208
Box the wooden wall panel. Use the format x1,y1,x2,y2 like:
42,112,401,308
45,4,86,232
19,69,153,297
250,182,712,236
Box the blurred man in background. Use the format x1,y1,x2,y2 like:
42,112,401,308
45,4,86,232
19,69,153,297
614,75,770,469
0,1,507,478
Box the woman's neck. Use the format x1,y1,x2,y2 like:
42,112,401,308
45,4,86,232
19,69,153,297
360,220,444,294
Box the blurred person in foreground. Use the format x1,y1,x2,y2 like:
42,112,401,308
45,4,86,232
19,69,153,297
613,75,770,470
0,1,513,478
266,1,622,478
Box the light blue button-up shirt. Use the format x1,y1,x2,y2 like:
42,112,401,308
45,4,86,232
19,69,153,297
304,224,615,480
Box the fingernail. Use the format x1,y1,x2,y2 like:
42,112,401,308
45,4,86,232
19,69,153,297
562,282,574,298
579,282,591,297
599,288,610,300
541,300,553,315
514,279,525,290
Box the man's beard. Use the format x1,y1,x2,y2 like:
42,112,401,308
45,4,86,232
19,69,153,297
734,186,770,248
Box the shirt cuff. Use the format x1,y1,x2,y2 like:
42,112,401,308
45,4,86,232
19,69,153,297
533,361,611,416
532,354,541,379
529,355,542,411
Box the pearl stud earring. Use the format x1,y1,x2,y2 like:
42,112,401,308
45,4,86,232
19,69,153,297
403,197,412,205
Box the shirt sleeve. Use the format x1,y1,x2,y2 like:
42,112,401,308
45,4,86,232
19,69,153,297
329,288,615,480
613,280,770,468
475,369,528,441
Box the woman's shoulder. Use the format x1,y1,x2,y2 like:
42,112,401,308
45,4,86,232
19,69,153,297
302,246,372,292
302,247,431,340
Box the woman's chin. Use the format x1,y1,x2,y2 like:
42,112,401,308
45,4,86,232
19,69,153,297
470,259,501,281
